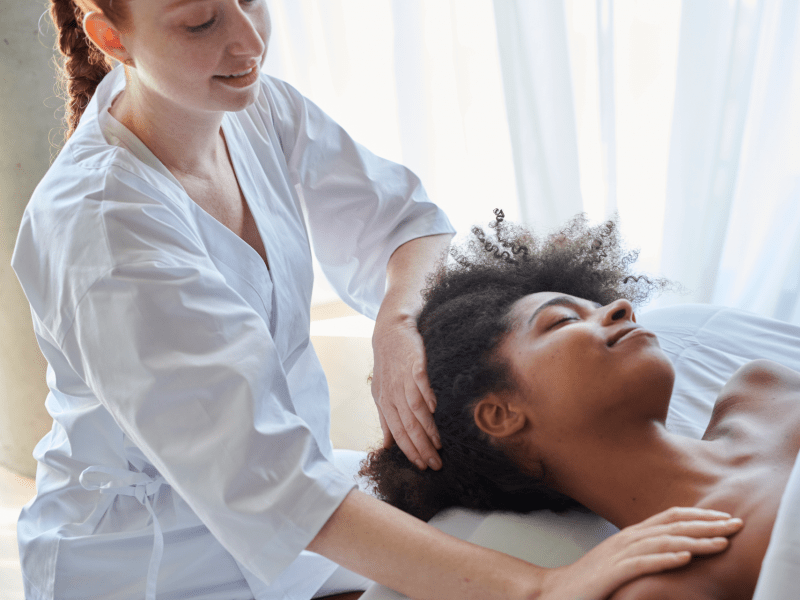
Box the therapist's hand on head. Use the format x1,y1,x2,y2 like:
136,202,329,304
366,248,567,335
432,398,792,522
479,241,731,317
372,233,451,471
371,315,442,471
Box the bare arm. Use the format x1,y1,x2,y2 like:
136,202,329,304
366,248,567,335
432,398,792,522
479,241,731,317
308,491,744,600
308,490,540,599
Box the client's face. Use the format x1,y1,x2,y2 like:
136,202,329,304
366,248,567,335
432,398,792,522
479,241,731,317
496,292,675,443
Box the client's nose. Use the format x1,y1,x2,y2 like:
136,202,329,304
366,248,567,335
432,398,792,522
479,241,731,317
602,298,635,324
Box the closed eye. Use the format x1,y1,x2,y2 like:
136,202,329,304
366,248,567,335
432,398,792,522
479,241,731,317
548,316,578,330
187,17,215,32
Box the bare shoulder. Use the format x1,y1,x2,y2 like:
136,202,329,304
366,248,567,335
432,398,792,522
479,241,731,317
707,359,800,439
724,359,800,393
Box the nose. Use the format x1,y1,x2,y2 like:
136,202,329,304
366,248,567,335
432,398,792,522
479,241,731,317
226,3,269,58
601,298,635,325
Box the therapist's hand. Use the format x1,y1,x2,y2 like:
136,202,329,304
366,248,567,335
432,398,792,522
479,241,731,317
371,311,442,471
539,506,744,600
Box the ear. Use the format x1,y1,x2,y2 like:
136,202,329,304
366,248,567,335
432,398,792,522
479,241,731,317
83,12,132,65
473,393,527,439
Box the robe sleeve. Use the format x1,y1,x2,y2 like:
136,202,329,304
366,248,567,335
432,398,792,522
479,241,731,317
55,174,356,584
257,75,456,319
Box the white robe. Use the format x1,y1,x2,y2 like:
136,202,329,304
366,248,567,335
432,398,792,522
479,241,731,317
11,65,454,600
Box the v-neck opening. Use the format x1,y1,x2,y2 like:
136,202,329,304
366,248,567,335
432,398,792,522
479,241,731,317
219,122,271,275
100,99,272,281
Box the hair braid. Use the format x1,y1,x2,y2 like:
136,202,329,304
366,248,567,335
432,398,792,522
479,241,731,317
49,0,127,145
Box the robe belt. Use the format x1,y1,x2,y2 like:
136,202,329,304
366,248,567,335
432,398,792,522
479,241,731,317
79,464,168,600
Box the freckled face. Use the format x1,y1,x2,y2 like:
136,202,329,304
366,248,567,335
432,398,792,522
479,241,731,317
497,292,675,442
119,0,271,114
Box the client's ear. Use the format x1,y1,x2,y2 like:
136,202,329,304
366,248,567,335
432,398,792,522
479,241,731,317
474,394,526,438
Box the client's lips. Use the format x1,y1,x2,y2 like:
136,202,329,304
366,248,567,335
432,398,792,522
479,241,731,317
607,326,643,346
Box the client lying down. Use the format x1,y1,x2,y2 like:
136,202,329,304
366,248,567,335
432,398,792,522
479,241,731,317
361,213,797,600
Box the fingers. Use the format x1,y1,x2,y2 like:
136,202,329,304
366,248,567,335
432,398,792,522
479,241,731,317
404,377,442,450
596,523,737,595
635,517,744,542
554,508,744,600
377,393,441,470
622,507,743,545
412,358,437,414
394,382,442,469
377,411,394,450
624,533,730,559
633,506,734,528
612,551,692,585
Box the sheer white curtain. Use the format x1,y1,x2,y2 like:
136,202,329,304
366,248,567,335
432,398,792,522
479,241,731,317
263,0,517,306
495,0,800,323
264,0,800,324
708,0,800,323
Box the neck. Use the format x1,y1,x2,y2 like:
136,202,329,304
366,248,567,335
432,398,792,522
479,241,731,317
111,70,226,177
549,423,726,529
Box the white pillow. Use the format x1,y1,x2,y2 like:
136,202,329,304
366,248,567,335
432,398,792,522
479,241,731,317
360,304,800,600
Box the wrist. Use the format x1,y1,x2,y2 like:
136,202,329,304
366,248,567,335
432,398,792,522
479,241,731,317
375,295,419,330
534,565,568,600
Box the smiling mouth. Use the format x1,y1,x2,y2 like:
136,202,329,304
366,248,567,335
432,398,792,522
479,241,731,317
607,327,646,346
217,66,256,78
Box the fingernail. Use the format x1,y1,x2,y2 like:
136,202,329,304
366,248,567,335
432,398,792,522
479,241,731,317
428,457,441,470
415,460,426,470
711,510,731,517
729,518,743,524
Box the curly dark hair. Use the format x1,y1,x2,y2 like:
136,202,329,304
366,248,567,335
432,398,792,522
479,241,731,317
359,211,670,522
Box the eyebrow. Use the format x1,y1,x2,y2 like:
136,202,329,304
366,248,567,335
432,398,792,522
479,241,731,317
166,0,207,12
527,296,602,326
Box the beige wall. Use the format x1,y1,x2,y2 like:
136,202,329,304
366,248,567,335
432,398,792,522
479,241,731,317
313,335,382,453
310,302,383,453
0,0,59,478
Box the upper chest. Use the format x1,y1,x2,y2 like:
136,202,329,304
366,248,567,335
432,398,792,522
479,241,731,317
613,361,800,600
177,163,268,268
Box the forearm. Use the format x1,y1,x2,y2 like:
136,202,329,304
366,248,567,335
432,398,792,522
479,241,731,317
307,489,543,600
379,233,452,320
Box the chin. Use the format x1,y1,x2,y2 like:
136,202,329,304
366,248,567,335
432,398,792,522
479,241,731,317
221,90,260,113
631,349,676,412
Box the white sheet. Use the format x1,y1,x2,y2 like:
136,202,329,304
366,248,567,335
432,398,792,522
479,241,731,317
361,303,800,599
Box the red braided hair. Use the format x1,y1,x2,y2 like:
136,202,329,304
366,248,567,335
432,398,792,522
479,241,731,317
49,0,130,144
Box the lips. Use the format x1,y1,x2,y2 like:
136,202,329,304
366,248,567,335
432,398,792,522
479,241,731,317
607,326,643,347
216,64,258,78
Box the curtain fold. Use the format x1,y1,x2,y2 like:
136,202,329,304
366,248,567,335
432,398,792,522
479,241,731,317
658,0,764,306
711,0,800,323
492,0,583,233
595,0,617,216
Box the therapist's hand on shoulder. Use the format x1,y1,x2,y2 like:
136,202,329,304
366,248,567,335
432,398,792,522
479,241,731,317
540,506,744,600
371,312,442,471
